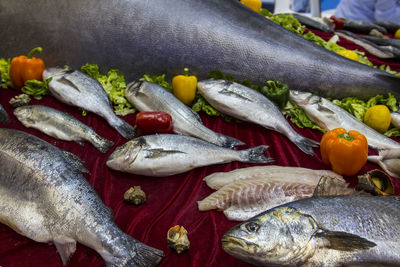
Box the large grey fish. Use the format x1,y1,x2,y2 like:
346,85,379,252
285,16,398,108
222,195,400,266
0,104,9,122
125,81,243,148
42,67,135,139
289,90,400,150
14,105,114,153
197,80,319,155
1,0,400,100
106,134,272,177
0,128,164,266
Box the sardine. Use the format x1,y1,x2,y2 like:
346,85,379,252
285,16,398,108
42,68,135,139
222,195,400,266
368,149,400,179
0,104,9,122
1,0,400,100
203,165,343,190
14,105,114,153
289,90,400,150
106,134,272,177
125,81,243,148
197,80,319,155
0,128,164,266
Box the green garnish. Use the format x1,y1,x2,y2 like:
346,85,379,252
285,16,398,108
21,78,51,100
0,58,11,89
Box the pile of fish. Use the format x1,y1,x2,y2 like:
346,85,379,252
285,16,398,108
0,128,164,266
198,166,350,221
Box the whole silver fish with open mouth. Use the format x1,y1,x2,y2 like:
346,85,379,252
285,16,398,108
1,0,400,100
222,195,400,266
125,80,244,148
43,67,135,139
197,80,319,155
106,134,272,177
289,90,400,150
0,128,164,266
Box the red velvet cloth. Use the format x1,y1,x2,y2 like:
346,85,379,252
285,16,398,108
1,30,400,267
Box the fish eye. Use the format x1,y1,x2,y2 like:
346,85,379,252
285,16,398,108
245,222,259,232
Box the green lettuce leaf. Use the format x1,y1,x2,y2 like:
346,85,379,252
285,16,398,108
21,78,52,100
0,58,11,89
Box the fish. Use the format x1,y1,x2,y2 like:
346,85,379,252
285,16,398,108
106,134,272,177
0,104,9,122
391,111,400,128
125,81,243,148
368,149,400,179
222,195,400,266
197,80,319,155
198,175,350,221
374,21,400,35
343,20,387,35
14,105,114,153
358,36,400,50
0,128,164,266
1,0,400,100
203,165,343,190
289,90,400,150
288,13,334,33
42,67,135,139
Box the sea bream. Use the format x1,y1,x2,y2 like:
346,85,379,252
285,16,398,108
125,81,244,148
42,67,135,139
0,128,164,266
14,105,114,153
222,195,400,266
289,90,400,150
197,80,319,155
1,0,400,100
106,134,272,177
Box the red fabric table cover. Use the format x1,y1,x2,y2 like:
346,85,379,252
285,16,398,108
1,30,400,267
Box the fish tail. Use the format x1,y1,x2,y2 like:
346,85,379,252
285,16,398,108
291,135,319,156
91,135,115,153
220,135,246,148
111,117,135,139
106,242,164,267
239,145,274,163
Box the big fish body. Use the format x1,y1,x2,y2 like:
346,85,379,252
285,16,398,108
1,0,400,100
197,80,319,155
106,134,272,177
289,90,400,150
125,81,244,148
14,105,114,153
222,195,400,266
43,68,134,139
0,128,163,266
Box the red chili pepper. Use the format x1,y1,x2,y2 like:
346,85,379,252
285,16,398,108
136,111,173,135
330,16,344,30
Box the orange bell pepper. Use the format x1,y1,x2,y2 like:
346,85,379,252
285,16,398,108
9,47,45,88
320,128,368,176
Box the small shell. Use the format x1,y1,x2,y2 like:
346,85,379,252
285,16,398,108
357,169,394,196
9,94,31,108
167,225,190,254
123,186,146,205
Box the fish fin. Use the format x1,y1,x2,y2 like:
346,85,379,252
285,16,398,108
188,107,203,123
53,237,77,265
219,135,246,149
312,176,354,197
56,76,81,92
144,148,185,159
112,117,135,139
91,135,115,153
315,230,376,252
62,150,90,174
239,145,274,163
317,104,335,115
292,135,319,156
218,88,253,102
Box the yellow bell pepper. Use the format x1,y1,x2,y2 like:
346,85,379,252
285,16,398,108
172,68,197,105
240,0,262,13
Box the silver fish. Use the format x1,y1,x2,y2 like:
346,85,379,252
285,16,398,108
390,111,400,128
222,195,400,266
368,149,400,179
1,0,400,100
43,67,134,139
106,134,272,177
0,104,9,122
125,81,243,148
14,105,114,153
197,80,319,155
0,128,164,266
289,90,400,150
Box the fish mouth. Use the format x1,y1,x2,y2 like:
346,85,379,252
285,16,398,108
221,236,250,249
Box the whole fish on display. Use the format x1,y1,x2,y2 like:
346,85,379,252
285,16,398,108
197,80,319,155
0,128,164,266
14,105,114,153
342,20,387,35
289,13,334,33
289,90,400,150
125,81,244,148
106,134,273,177
374,21,400,34
1,0,400,100
358,36,400,50
42,68,135,139
0,104,9,122
222,195,400,266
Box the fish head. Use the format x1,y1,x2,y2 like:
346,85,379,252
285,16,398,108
197,79,232,94
42,67,69,80
125,81,145,98
106,138,144,171
289,90,320,106
221,207,319,266
13,106,37,126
